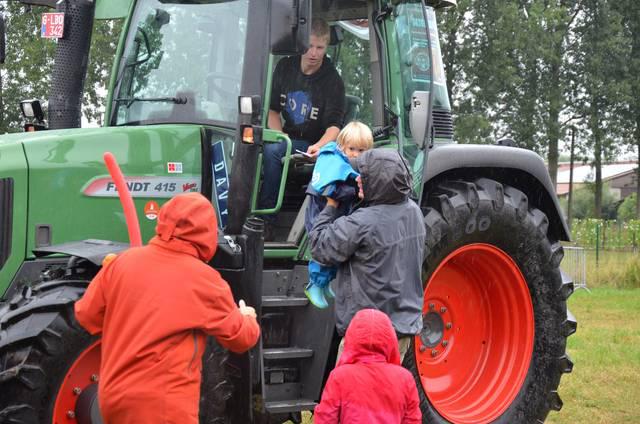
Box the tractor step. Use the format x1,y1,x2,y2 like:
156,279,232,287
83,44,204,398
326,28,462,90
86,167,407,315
263,347,314,360
264,399,317,414
264,241,299,249
262,296,309,307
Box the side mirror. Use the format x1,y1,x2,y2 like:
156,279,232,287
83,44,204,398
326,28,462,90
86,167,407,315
0,15,5,64
409,91,431,148
270,0,311,55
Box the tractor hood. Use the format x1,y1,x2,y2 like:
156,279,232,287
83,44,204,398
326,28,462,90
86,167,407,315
0,133,29,295
6,124,227,260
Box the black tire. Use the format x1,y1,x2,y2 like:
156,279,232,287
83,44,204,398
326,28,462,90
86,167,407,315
404,178,577,423
0,279,95,424
199,337,234,424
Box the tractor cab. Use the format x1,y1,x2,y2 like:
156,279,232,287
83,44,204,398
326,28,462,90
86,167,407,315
107,0,454,248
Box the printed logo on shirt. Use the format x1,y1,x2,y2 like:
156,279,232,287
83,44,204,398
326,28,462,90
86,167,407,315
281,91,319,125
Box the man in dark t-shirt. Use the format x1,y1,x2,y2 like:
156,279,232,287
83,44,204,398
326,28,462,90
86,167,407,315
259,18,346,239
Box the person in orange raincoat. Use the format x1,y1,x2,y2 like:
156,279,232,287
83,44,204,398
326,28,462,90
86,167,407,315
74,192,260,424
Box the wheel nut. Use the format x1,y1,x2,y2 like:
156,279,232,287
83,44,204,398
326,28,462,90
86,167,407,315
428,303,435,311
446,322,452,330
440,307,447,314
431,349,438,357
90,374,99,382
441,340,448,347
67,410,75,418
420,345,427,353
73,387,82,395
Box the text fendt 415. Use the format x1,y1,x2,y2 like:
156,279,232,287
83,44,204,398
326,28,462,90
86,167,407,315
0,0,577,423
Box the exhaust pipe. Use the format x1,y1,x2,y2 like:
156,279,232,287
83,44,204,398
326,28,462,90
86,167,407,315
48,0,95,129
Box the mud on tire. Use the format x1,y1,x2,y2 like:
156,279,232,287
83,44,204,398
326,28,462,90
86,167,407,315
404,178,577,424
0,280,95,424
199,337,234,424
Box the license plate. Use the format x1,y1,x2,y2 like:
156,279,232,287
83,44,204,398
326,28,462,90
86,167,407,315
41,13,65,39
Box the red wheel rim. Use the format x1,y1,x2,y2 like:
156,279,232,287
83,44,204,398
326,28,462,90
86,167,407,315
415,244,534,424
52,340,101,423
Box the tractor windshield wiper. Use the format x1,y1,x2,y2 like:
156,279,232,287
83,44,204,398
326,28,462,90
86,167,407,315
114,96,188,108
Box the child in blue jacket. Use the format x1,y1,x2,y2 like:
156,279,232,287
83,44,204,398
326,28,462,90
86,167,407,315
304,121,373,308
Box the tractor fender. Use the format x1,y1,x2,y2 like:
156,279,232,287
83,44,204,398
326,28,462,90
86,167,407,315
1,241,119,350
423,144,570,241
2,239,123,303
33,239,130,266
32,233,245,269
0,283,86,350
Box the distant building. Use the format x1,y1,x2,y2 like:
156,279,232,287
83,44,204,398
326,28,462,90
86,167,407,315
556,161,638,200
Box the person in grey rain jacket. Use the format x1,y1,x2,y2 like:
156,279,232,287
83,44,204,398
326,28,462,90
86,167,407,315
309,149,426,360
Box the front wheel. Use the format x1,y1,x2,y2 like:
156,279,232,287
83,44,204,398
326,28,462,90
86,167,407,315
404,178,577,423
0,280,100,424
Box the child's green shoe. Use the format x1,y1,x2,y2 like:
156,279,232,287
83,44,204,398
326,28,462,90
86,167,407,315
304,284,329,309
323,284,335,299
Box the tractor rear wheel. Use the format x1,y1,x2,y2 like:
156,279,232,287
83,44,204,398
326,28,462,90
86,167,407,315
0,277,234,424
404,178,577,424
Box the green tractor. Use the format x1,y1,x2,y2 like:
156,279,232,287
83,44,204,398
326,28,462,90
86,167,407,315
0,0,576,423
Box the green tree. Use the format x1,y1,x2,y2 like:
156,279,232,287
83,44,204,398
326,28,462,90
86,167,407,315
530,1,584,186
436,0,635,211
617,193,637,221
612,0,640,218
0,4,55,133
440,0,546,153
0,4,120,131
83,19,122,125
458,1,526,145
572,0,628,218
437,0,473,108
571,183,619,220
334,29,372,125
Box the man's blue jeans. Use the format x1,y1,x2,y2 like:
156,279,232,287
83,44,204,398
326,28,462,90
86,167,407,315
259,138,311,224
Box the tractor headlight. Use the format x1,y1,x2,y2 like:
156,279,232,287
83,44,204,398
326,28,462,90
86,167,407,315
20,99,45,121
21,101,34,118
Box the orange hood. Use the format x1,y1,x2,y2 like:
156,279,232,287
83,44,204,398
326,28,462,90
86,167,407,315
149,193,218,261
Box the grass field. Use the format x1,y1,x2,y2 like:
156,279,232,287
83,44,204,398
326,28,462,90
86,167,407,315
297,287,640,423
546,288,640,424
584,250,640,288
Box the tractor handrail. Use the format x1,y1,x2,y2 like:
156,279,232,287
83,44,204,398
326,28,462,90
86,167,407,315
251,132,292,215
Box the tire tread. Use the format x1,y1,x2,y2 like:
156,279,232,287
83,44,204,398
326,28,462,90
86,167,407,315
406,178,575,424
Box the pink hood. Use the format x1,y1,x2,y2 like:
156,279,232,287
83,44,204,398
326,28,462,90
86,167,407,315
337,309,401,367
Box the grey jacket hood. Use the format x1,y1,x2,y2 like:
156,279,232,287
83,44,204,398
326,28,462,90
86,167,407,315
353,149,413,205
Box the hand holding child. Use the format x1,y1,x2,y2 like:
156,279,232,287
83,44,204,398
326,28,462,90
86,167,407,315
326,197,340,208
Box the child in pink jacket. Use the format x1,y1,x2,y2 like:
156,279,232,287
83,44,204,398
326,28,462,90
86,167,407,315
314,309,422,424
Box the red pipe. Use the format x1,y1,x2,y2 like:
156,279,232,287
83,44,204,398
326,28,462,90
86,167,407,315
103,152,143,247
